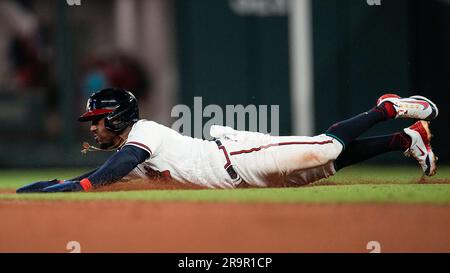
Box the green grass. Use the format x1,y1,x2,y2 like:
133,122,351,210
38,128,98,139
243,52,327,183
0,165,449,204
0,168,90,189
1,184,450,204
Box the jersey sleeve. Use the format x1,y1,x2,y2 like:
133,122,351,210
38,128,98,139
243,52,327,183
87,145,149,186
124,120,164,158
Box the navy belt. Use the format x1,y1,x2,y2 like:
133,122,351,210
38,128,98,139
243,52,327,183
214,139,240,180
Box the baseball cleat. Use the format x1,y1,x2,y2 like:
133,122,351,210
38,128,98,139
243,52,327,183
403,121,437,176
377,93,439,121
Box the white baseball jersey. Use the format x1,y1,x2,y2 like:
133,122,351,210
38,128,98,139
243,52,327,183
123,120,343,188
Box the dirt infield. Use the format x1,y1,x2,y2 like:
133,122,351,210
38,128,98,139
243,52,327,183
1,200,449,253
93,179,206,191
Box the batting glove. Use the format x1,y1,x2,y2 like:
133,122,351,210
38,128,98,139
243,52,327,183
41,178,93,193
16,179,61,193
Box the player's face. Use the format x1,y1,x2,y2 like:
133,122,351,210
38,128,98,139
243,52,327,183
90,117,117,149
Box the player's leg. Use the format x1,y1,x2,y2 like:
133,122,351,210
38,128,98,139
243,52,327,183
230,94,438,187
325,94,438,150
334,120,437,176
284,120,437,187
334,133,410,169
229,133,344,187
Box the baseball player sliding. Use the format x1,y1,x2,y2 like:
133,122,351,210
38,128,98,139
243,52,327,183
17,88,438,192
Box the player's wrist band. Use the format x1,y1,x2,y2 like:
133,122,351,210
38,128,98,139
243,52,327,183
80,178,93,192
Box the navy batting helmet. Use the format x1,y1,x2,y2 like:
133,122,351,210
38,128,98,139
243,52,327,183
78,88,139,132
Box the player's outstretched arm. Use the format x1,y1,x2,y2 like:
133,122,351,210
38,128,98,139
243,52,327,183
40,145,150,192
16,168,101,193
16,179,61,193
17,145,149,193
68,168,100,181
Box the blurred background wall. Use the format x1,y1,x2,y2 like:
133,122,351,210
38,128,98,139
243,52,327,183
0,0,448,168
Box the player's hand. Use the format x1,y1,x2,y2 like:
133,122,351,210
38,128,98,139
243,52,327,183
41,180,84,193
16,179,61,193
